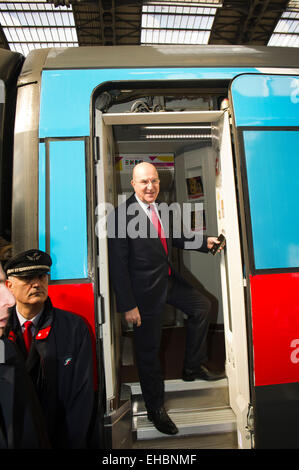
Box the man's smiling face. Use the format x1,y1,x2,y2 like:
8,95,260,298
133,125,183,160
131,162,160,204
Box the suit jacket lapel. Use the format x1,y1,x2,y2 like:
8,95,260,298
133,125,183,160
7,309,27,357
127,193,169,257
8,302,54,374
27,300,54,372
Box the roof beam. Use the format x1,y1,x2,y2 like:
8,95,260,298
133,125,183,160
209,0,290,45
72,0,142,45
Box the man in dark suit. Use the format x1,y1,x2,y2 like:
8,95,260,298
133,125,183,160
108,162,224,435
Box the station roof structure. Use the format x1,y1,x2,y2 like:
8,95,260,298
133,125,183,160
0,0,298,54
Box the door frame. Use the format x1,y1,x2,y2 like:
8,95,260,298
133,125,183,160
94,109,252,448
212,111,251,448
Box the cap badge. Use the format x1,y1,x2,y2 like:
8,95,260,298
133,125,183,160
26,252,42,261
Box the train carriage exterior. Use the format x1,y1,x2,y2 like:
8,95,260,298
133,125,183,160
1,45,299,449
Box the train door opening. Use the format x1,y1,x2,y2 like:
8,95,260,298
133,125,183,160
93,96,251,448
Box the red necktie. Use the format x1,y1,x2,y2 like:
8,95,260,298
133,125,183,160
149,205,171,275
23,320,33,353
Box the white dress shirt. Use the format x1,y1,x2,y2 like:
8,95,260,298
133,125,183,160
134,193,163,226
16,308,43,337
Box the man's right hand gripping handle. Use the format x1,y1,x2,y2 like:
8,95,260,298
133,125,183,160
125,307,141,327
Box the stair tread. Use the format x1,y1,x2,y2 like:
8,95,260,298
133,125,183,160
132,387,229,415
126,377,228,395
133,431,238,449
134,406,236,440
136,406,236,428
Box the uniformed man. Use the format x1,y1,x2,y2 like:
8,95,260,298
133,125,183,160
0,261,50,449
4,250,95,449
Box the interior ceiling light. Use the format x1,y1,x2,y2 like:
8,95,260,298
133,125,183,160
142,125,210,129
145,133,211,139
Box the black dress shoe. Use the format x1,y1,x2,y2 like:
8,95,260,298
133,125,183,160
147,407,178,435
182,365,226,382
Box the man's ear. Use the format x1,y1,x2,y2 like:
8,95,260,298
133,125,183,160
5,278,13,292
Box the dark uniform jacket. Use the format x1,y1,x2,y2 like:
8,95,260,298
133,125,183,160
108,193,209,315
6,297,94,449
0,337,50,449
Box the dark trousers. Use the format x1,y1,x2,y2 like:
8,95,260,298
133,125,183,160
133,276,212,413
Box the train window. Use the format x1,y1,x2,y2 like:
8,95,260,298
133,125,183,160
40,139,88,280
243,129,299,271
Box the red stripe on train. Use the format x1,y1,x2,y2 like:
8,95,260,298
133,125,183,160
250,273,299,387
48,283,95,334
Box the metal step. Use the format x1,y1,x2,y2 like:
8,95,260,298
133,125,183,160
127,377,228,395
125,377,236,443
133,431,238,449
134,406,237,440
131,384,229,416
126,378,229,415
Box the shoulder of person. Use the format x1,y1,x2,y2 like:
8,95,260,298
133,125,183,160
115,193,135,208
52,307,89,332
112,193,144,224
109,193,134,218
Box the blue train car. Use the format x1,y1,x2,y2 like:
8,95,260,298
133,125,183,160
4,45,299,449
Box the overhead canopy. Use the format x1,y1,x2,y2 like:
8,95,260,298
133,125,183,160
0,0,298,54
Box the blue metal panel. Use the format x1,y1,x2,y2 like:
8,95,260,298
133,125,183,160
231,74,299,127
243,130,299,270
49,140,87,280
38,142,46,252
39,67,258,138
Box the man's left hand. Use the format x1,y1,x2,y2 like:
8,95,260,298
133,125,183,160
207,236,225,252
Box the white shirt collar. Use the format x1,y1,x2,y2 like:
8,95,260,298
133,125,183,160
16,307,43,329
134,193,157,212
134,193,165,229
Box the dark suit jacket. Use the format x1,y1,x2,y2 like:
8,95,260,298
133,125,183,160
108,193,208,316
0,337,50,449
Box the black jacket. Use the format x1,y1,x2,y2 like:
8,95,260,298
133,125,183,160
0,337,50,449
6,297,94,448
108,194,208,315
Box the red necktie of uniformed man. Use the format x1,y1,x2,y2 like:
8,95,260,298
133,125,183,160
23,320,33,353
